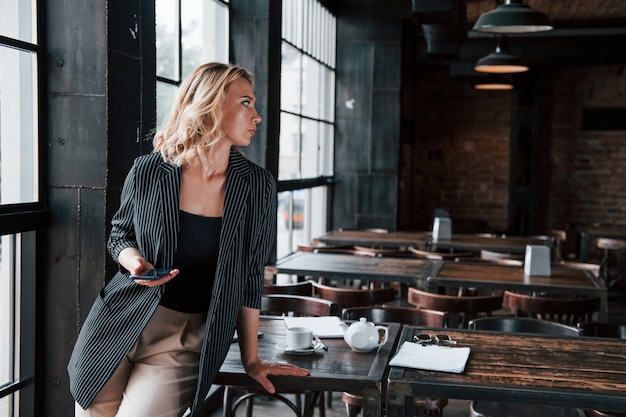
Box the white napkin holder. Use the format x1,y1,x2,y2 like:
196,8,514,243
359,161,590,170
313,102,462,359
524,245,551,276
432,217,452,242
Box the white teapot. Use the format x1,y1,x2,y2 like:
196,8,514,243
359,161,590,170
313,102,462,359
338,317,389,352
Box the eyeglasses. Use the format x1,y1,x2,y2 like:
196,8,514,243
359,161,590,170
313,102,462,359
413,333,457,346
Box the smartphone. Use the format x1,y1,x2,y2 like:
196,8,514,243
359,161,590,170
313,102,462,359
130,268,172,280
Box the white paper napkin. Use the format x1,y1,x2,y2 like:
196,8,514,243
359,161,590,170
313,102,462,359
389,341,471,373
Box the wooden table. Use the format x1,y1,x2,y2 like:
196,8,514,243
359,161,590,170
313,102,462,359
430,234,551,254
215,318,402,417
266,251,436,287
314,230,550,254
427,261,608,320
577,224,626,262
314,230,430,249
386,326,626,417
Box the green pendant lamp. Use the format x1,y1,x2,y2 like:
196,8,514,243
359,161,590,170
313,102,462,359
472,0,553,34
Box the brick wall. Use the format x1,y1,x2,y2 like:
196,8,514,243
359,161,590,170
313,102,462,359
399,65,626,242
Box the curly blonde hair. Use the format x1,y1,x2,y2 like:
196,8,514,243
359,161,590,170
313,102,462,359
153,62,255,171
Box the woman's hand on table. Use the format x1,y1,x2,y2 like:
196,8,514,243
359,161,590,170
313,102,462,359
244,357,310,394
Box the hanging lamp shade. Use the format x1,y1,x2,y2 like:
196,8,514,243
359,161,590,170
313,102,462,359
472,0,553,33
474,36,529,73
474,74,514,90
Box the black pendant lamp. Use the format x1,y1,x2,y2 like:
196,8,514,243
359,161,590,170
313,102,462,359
474,36,528,74
472,0,553,34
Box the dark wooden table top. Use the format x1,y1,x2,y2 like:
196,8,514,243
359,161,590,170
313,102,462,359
315,230,551,254
386,326,626,417
430,234,551,253
314,230,430,249
267,251,436,286
428,261,608,320
216,317,402,417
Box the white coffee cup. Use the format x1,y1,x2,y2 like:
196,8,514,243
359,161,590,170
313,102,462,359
286,326,313,350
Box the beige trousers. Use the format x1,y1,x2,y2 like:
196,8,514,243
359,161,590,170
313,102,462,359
75,305,205,417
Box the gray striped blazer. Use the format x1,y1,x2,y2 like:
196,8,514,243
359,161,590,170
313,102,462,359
68,148,276,417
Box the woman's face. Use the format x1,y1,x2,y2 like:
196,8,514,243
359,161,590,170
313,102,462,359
221,78,262,147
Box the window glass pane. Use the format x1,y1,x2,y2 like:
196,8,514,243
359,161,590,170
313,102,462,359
301,119,319,178
156,82,179,128
278,113,301,180
320,122,334,177
205,0,229,64
320,67,335,122
0,47,38,204
156,0,179,81
276,187,327,259
0,0,36,43
181,0,229,79
281,43,302,114
0,234,19,415
301,55,320,119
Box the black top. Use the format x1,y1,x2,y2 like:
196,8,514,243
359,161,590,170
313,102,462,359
159,210,222,313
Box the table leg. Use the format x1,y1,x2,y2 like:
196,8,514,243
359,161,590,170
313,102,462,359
579,232,590,262
360,388,382,417
386,383,413,417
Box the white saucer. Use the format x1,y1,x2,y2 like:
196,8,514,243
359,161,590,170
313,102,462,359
275,340,326,355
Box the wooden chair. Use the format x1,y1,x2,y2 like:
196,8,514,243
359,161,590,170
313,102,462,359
352,245,412,257
596,237,626,294
467,315,585,417
408,246,475,260
502,291,602,326
223,295,340,417
550,229,568,263
407,287,504,328
468,316,581,336
263,280,314,296
261,294,341,317
480,249,523,262
296,243,357,254
312,281,397,309
340,306,449,417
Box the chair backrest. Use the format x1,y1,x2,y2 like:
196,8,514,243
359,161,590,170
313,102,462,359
502,291,602,325
263,280,314,296
550,229,567,263
407,287,504,328
353,245,412,257
261,294,341,317
312,281,397,308
579,321,626,339
408,246,475,260
296,243,357,254
341,306,447,328
480,249,523,261
468,316,582,336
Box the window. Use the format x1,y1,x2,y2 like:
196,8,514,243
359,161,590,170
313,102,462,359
0,0,43,415
276,0,336,259
156,0,229,126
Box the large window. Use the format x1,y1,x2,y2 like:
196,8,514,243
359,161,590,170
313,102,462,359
0,0,42,415
156,0,229,126
276,0,336,259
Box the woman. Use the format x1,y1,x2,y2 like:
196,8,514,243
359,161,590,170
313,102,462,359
68,62,310,417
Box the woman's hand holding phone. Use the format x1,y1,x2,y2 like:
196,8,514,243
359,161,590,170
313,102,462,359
131,268,180,286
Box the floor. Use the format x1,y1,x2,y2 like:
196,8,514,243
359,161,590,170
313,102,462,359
208,297,626,417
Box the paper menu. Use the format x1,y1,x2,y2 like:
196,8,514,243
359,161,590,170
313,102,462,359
283,316,344,338
389,341,471,373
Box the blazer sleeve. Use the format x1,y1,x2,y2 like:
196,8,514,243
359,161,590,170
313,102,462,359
107,161,139,270
242,171,277,309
